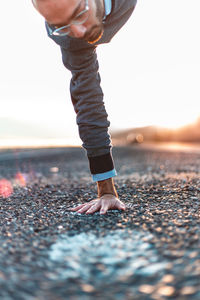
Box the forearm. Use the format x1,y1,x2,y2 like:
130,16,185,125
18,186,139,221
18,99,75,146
97,178,118,198
60,44,111,155
60,43,117,182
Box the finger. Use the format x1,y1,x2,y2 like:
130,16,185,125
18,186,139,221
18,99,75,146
100,205,109,215
113,200,126,211
68,203,86,211
117,202,126,211
68,199,98,211
86,203,101,214
89,199,98,203
77,203,94,214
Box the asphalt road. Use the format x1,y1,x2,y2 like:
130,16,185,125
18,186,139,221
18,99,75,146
0,145,199,299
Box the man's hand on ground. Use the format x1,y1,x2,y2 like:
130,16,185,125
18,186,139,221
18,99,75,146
68,194,126,215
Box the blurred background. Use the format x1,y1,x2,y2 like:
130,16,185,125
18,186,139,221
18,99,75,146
0,0,200,148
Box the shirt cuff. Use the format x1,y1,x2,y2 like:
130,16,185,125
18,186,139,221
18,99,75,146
92,169,117,182
88,152,114,174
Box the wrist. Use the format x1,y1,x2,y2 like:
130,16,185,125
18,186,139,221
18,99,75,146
97,178,118,198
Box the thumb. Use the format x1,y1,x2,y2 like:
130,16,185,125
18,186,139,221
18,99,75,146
118,203,126,210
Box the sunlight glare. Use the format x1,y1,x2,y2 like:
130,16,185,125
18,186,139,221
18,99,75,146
152,113,199,129
15,172,27,187
0,179,13,199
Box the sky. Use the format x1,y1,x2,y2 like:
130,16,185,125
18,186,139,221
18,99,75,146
1,0,200,145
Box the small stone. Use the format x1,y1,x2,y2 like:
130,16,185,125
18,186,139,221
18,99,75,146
50,167,59,173
81,284,95,293
180,286,197,295
0,272,6,280
155,227,162,233
139,285,155,294
161,274,175,283
189,251,198,258
156,286,175,296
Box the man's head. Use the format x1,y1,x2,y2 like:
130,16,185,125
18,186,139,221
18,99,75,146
32,0,105,43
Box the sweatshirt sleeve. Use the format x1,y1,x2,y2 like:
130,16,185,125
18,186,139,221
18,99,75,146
45,29,117,181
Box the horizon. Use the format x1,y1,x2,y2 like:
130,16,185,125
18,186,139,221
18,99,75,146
1,116,200,149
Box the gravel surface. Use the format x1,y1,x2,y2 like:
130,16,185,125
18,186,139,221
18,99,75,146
0,145,200,300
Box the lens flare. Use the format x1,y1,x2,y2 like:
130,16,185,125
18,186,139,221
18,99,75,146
0,179,13,198
15,172,26,187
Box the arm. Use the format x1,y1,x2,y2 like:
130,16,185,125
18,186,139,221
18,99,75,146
59,38,117,180
47,34,125,214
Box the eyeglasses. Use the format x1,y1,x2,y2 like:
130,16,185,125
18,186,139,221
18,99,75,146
47,0,89,37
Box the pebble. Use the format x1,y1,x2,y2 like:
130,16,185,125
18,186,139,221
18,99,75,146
180,286,197,295
156,286,175,296
161,274,175,283
139,285,155,294
81,284,95,293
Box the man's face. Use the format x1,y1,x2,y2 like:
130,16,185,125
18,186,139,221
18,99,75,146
33,0,105,43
